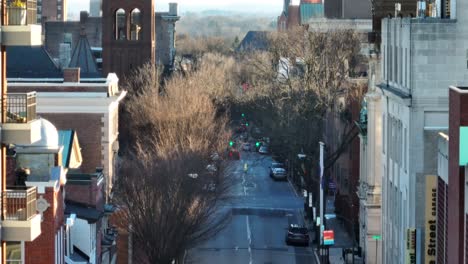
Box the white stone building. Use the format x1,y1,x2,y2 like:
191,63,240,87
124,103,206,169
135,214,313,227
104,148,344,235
358,50,383,264
379,2,468,263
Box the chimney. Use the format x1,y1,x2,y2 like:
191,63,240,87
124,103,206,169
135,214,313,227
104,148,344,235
80,11,89,24
63,68,81,83
169,3,178,16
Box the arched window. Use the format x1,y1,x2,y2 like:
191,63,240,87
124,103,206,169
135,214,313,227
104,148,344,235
115,8,126,40
130,8,142,41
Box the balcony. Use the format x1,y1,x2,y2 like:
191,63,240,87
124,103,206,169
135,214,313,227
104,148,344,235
2,186,41,241
1,0,41,46
1,92,42,145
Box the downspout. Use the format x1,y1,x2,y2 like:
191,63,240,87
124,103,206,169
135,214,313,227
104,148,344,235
1,0,7,263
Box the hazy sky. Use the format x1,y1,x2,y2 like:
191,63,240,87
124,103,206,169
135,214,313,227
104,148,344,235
68,0,283,14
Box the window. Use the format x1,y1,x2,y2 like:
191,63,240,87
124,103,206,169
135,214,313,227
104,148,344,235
383,114,386,154
404,48,407,87
130,8,142,41
115,8,126,40
395,47,398,84
404,127,407,171
6,242,22,264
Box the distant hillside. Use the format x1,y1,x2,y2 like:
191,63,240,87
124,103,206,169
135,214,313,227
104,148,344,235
177,12,277,40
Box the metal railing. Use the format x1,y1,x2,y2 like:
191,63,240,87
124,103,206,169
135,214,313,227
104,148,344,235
6,0,37,26
5,92,37,123
2,186,37,221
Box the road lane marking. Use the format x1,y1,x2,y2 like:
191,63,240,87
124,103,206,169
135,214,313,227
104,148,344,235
287,177,300,197
246,216,253,264
241,173,247,196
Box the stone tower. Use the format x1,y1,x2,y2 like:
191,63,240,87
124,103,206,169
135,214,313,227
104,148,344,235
102,0,155,79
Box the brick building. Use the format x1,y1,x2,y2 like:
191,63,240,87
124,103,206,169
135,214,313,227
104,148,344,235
324,0,371,19
37,0,67,24
102,0,155,79
45,12,102,66
277,1,300,31
11,120,68,264
6,69,124,263
7,69,126,200
0,0,45,263
447,86,468,263
45,3,179,75
324,79,367,244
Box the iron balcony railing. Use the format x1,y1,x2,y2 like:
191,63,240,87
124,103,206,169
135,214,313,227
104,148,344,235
2,186,37,221
5,92,37,123
6,0,37,26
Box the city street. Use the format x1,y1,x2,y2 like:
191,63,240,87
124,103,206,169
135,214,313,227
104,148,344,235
186,151,317,264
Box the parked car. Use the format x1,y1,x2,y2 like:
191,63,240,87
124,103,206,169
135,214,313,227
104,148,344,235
242,143,251,151
210,152,221,161
228,149,241,160
206,164,217,173
258,146,269,154
269,162,286,181
285,224,309,246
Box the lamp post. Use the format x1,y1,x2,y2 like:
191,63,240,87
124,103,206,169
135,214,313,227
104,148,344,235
319,142,325,245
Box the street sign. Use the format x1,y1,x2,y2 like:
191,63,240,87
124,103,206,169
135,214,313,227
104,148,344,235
372,235,381,240
323,230,334,246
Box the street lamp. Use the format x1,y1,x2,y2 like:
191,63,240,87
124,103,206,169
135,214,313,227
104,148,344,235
187,173,198,179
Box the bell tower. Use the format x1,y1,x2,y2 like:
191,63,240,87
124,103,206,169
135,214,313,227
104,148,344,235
102,0,155,79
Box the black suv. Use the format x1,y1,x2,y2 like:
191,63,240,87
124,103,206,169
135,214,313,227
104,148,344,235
285,224,309,246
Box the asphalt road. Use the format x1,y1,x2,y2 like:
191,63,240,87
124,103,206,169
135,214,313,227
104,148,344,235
186,151,317,264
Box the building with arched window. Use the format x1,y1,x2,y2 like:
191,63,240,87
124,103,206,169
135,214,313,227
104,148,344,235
102,0,155,79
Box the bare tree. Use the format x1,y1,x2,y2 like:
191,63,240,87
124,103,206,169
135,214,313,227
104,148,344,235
229,27,367,188
114,64,232,264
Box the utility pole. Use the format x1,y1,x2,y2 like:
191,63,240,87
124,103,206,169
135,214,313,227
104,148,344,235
319,142,325,245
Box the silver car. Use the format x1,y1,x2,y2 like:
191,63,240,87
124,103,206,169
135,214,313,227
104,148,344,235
270,163,287,181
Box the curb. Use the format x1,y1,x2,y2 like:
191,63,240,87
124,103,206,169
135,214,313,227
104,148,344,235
313,248,322,264
300,209,322,263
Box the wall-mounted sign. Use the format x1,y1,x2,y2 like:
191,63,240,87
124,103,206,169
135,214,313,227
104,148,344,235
425,175,437,264
405,228,416,264
323,230,334,246
460,127,468,166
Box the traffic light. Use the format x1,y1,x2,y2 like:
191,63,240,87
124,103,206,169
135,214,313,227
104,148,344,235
241,113,245,118
255,142,260,147
229,141,234,147
245,122,249,127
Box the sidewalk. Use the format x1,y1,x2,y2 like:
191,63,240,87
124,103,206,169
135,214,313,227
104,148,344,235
305,195,363,264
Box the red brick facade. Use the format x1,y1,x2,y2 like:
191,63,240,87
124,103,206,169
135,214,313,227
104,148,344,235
66,175,104,209
325,96,361,239
39,113,104,174
437,177,448,264
25,186,65,264
102,0,155,79
447,87,468,264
